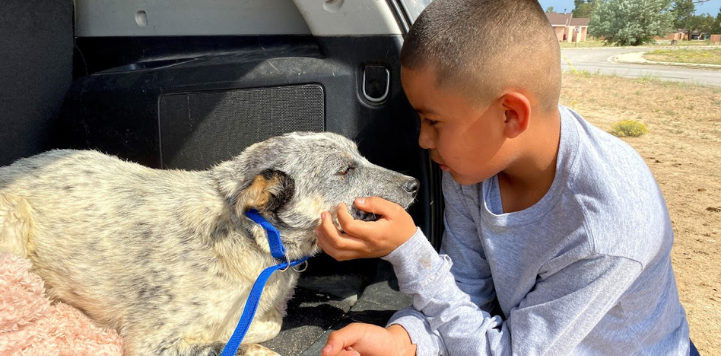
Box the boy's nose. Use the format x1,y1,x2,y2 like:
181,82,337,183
418,125,435,150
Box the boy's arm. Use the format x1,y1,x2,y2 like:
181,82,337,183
316,174,644,355
320,219,642,356
437,175,497,312
317,174,498,310
384,231,642,356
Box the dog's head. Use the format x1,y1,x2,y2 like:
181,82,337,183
213,132,419,260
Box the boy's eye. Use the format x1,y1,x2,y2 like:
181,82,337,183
422,118,438,126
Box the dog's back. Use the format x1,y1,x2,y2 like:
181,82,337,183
0,149,222,261
0,150,252,353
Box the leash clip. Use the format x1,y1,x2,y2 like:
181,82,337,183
292,260,309,272
278,254,292,272
278,254,309,272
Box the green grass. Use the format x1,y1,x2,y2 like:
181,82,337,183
637,73,662,83
560,39,718,49
577,69,602,77
657,39,717,47
609,120,648,137
560,40,607,48
643,48,721,66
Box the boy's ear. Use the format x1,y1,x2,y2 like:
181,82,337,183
500,92,531,139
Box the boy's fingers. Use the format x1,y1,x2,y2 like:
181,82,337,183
315,212,339,239
323,327,362,356
316,211,370,260
315,212,343,252
335,203,371,238
335,202,384,240
322,331,345,356
336,203,356,227
337,349,360,356
341,198,408,239
354,197,405,218
322,241,368,261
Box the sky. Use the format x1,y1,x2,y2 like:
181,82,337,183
537,0,720,16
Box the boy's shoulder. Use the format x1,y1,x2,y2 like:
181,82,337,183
559,107,672,264
439,107,672,265
560,106,660,210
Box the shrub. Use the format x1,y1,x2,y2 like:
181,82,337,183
610,120,648,137
589,0,674,46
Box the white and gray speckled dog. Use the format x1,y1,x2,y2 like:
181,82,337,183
0,131,419,356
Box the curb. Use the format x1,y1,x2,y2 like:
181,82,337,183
610,51,721,69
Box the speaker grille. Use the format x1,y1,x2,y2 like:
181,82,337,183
160,84,324,169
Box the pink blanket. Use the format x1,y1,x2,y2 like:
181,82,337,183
0,253,124,356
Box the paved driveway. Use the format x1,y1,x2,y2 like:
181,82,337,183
560,47,721,87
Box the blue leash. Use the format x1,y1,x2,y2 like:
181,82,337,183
220,209,309,356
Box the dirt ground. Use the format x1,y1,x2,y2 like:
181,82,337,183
559,72,721,355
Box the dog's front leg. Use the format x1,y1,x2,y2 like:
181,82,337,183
233,344,281,356
189,343,280,356
241,305,284,344
129,339,280,356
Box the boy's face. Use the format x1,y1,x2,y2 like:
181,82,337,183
401,66,509,185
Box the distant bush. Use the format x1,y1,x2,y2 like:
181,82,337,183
610,120,648,137
589,0,674,46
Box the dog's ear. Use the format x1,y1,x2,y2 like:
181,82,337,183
233,169,295,216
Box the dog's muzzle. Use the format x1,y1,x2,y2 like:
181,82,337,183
350,207,380,222
348,177,419,222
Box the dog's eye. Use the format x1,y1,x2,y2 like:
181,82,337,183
337,166,355,176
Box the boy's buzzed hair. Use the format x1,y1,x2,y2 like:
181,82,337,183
402,0,561,113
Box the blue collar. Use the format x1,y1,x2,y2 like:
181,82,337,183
221,209,309,356
245,209,289,261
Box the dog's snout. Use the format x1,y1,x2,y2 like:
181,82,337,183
403,178,420,197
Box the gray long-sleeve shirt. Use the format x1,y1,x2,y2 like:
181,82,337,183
383,106,690,356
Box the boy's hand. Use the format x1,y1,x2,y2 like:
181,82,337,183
315,197,417,261
321,323,416,356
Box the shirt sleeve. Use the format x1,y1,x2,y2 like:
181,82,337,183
383,230,642,356
438,174,497,312
387,306,447,355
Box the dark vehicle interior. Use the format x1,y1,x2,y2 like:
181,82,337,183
0,1,441,354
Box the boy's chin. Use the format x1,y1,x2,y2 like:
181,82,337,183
448,171,486,186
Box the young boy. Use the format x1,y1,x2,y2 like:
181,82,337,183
315,0,693,355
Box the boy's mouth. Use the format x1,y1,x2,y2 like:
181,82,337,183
430,154,449,172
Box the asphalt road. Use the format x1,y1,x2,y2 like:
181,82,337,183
560,47,721,87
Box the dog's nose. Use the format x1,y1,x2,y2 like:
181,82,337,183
403,178,420,196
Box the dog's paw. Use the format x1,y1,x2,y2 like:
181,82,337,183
234,344,280,356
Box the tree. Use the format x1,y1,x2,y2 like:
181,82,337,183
589,0,675,46
713,7,721,34
672,0,695,28
545,6,556,13
688,14,715,37
672,0,696,40
573,0,596,18
691,14,714,33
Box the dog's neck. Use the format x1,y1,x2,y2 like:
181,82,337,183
210,211,310,283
